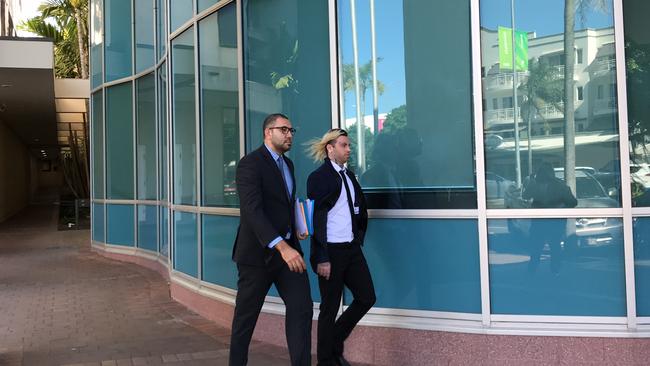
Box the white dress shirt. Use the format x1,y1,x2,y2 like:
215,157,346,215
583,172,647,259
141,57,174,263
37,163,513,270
327,161,355,243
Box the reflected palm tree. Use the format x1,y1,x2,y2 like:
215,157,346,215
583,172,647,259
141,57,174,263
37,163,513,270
563,0,609,192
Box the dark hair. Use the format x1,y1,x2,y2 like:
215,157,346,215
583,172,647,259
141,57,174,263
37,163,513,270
262,113,289,132
535,162,555,182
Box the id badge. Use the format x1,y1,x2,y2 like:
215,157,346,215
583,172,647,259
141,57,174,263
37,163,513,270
354,205,360,215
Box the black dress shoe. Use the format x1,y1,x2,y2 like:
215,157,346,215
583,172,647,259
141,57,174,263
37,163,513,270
337,355,351,366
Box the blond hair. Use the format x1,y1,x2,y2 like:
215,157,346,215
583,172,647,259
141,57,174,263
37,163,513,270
305,128,348,162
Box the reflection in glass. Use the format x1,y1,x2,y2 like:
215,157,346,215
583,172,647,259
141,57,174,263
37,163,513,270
106,83,134,200
243,0,331,199
174,211,198,277
90,0,102,87
135,0,154,73
160,206,169,257
92,203,105,243
480,0,621,209
172,29,197,205
104,0,132,81
107,204,135,246
202,215,239,288
170,0,193,32
92,91,104,199
156,0,167,60
136,74,157,200
137,205,157,252
200,5,239,207
488,218,625,315
634,217,650,315
623,0,650,207
347,219,481,313
158,64,168,201
338,1,475,209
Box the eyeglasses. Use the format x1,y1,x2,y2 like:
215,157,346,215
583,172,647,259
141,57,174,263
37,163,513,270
268,126,297,135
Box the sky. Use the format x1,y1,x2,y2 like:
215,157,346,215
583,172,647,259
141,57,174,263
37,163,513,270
13,0,42,37
338,0,615,119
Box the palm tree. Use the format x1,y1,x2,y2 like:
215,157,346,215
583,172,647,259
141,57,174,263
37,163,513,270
519,58,564,174
19,0,88,79
563,0,609,192
342,59,385,133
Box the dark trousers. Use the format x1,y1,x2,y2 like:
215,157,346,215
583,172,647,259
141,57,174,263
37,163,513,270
229,254,313,366
317,244,376,366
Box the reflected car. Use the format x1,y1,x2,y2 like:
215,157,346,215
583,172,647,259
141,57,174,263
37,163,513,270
485,171,516,209
553,169,621,248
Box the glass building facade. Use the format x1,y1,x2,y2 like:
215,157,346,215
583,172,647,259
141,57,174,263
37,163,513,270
90,0,650,337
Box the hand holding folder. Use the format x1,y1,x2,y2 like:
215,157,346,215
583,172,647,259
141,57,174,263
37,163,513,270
295,198,314,238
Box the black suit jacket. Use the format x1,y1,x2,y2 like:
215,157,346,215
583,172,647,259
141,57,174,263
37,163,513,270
306,159,368,270
232,145,301,266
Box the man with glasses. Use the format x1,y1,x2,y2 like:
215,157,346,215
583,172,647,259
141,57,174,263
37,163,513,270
230,113,312,366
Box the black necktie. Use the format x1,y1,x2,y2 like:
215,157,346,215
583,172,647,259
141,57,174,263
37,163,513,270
339,169,358,235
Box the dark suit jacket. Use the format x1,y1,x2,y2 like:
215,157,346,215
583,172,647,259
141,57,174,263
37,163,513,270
306,159,368,271
232,145,300,266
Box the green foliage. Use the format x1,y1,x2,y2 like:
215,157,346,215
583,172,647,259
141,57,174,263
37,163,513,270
382,104,407,135
19,0,88,78
346,123,374,172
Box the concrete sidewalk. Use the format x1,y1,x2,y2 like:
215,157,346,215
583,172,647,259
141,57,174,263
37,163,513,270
0,205,309,366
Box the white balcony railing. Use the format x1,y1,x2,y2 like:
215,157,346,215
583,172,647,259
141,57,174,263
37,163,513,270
594,98,617,114
485,72,529,90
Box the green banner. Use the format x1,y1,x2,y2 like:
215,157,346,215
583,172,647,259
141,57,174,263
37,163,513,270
498,26,528,71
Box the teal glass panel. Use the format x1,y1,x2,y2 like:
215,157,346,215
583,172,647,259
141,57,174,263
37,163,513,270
174,211,198,277
156,0,167,60
158,63,168,201
160,206,169,256
634,217,650,315
202,215,238,289
480,0,621,209
338,0,475,205
90,0,103,87
92,91,104,199
138,205,158,252
341,219,480,312
170,0,193,32
105,0,132,81
106,204,135,246
198,0,218,13
106,83,134,199
243,0,331,200
137,74,157,200
623,0,650,207
488,218,625,315
135,0,155,73
92,203,105,243
172,28,197,205
199,5,239,207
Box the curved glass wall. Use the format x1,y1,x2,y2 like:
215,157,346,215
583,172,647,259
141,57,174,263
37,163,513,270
105,82,134,200
199,5,240,207
104,0,132,81
171,0,193,32
136,74,157,200
135,0,155,73
172,28,197,206
156,0,167,61
90,0,103,88
90,0,650,333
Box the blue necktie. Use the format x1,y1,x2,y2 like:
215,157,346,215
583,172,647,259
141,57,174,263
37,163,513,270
276,156,291,198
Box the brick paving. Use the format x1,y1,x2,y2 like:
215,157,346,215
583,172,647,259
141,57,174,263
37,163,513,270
0,205,310,366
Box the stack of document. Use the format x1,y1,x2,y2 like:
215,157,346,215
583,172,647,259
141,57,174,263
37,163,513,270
295,198,314,237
